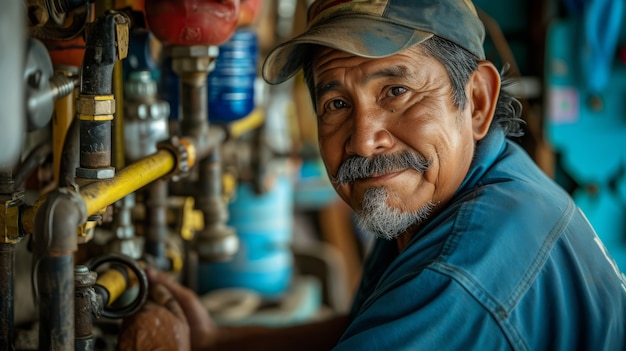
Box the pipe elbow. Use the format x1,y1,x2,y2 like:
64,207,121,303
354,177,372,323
34,188,87,256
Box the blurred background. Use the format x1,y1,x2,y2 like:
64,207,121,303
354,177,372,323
0,0,624,349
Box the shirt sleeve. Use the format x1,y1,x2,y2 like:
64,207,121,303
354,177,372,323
334,268,513,351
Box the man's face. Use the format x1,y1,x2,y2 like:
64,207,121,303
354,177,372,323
311,46,480,238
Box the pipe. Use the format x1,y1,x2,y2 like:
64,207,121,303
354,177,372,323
112,62,125,170
144,179,170,270
80,14,119,95
33,189,87,351
0,243,15,351
74,265,96,351
194,148,238,262
179,72,210,139
79,150,175,216
58,118,80,189
79,120,112,170
77,11,128,179
53,67,79,186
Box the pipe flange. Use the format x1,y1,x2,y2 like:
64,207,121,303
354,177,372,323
157,137,196,180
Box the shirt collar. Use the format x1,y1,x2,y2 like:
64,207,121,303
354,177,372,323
456,128,507,195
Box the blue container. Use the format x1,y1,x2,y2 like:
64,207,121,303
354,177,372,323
197,176,294,300
207,28,259,124
158,56,180,121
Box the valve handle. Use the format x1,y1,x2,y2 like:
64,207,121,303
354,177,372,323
88,253,149,319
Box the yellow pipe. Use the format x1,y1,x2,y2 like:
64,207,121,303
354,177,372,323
80,150,175,216
52,69,78,185
228,108,265,139
96,268,127,306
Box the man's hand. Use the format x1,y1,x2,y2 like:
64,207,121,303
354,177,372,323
117,283,191,351
117,268,216,351
146,267,217,350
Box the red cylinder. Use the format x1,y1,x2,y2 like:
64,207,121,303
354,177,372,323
145,0,240,46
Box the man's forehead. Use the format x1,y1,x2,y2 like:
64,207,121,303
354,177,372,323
310,44,426,74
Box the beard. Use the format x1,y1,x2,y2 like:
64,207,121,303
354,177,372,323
354,187,435,240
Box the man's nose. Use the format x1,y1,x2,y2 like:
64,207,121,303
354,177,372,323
345,108,394,157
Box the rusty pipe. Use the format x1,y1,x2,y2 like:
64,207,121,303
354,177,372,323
33,188,87,351
74,265,96,351
0,243,15,350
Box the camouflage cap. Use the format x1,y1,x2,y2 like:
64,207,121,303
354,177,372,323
262,0,486,85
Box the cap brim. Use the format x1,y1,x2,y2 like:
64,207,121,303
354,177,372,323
262,16,433,85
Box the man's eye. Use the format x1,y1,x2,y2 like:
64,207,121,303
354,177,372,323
387,86,407,97
326,99,349,111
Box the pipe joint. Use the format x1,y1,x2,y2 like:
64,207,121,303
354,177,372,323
76,94,115,121
34,188,87,255
170,45,219,76
0,193,24,244
156,136,196,180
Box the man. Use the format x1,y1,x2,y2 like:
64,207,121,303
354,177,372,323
118,0,626,350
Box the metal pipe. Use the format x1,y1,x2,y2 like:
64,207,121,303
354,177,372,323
77,11,128,180
179,72,209,139
80,15,118,96
53,67,79,186
194,148,238,262
74,265,96,351
58,118,80,189
33,189,87,351
170,45,218,159
79,150,175,216
79,120,112,169
145,179,170,270
0,243,15,351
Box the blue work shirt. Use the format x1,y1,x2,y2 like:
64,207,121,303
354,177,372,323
336,129,626,350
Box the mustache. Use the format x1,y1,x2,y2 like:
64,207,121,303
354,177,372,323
331,151,432,185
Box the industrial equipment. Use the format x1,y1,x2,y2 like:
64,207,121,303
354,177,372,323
0,0,307,350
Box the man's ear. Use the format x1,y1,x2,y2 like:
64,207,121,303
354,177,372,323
469,61,500,141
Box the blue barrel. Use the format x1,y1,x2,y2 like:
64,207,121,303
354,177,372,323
197,176,294,300
207,27,259,124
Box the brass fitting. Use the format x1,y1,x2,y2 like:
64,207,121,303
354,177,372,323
76,95,116,121
0,194,23,244
157,137,196,180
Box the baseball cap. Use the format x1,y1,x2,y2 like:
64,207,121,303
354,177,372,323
262,0,486,85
